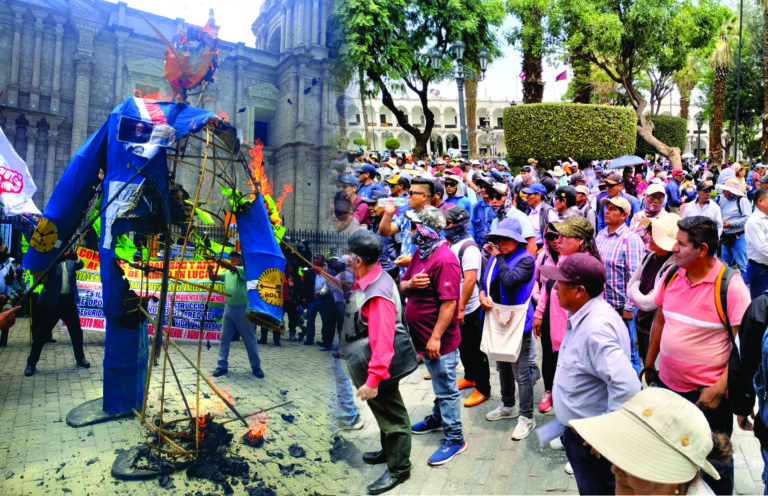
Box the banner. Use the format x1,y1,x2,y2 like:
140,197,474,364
74,247,226,341
0,125,40,216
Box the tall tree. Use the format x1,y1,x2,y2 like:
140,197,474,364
550,0,727,169
760,0,768,162
570,49,593,103
465,76,479,156
507,0,551,103
710,16,738,164
336,0,504,158
673,55,701,120
359,69,372,150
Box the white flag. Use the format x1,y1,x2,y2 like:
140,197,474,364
0,125,40,216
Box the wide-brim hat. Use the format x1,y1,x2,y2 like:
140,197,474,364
716,178,746,197
640,213,680,252
696,180,714,191
570,387,719,485
486,218,526,243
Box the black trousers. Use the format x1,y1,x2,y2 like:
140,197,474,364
540,289,559,391
458,307,490,396
283,300,300,333
366,380,412,478
27,293,85,367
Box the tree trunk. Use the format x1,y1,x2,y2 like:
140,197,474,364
636,98,682,170
522,10,544,104
711,68,728,165
359,69,371,150
465,76,478,157
763,9,768,163
679,91,690,120
571,51,592,104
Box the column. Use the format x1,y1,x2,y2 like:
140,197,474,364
44,128,59,200
280,8,286,52
71,52,93,156
30,14,43,109
310,0,319,46
8,7,25,106
285,5,293,50
25,125,38,173
295,1,304,46
114,30,130,104
234,58,246,133
51,17,65,113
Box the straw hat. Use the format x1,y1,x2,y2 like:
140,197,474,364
640,213,680,252
570,387,719,485
716,178,746,197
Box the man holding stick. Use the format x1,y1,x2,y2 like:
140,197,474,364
206,252,264,379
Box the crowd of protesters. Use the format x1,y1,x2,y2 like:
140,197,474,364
308,151,768,495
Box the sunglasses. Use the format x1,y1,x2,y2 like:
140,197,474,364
407,190,428,196
489,192,505,200
606,183,621,188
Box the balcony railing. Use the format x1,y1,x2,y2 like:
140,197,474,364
445,124,457,129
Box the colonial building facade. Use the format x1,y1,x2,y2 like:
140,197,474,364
0,0,340,230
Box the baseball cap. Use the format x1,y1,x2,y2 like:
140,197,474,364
569,173,586,185
605,173,622,185
486,218,527,244
696,180,714,191
553,186,576,205
759,175,768,184
405,206,446,232
539,252,606,296
521,165,533,173
385,174,410,188
570,387,720,485
645,183,666,197
522,183,547,195
444,206,470,224
550,215,594,239
337,174,358,186
527,158,537,164
360,190,389,204
601,196,632,214
348,229,382,263
358,164,378,176
671,169,685,176
575,185,589,195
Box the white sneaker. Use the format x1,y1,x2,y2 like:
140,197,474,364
510,416,536,440
565,462,574,474
485,404,519,421
549,437,563,450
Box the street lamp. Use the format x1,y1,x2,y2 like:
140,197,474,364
695,112,704,158
431,43,489,159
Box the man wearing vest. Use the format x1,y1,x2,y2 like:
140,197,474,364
342,230,412,495
644,216,751,495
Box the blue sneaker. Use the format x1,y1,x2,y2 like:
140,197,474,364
427,439,467,466
411,417,442,435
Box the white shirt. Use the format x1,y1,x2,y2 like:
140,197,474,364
683,200,723,236
450,238,481,314
746,209,768,265
61,262,71,295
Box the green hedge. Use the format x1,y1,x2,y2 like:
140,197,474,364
503,104,637,165
635,115,688,157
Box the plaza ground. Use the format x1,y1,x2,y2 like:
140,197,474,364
0,320,763,495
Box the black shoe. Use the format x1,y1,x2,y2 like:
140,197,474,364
303,340,314,346
46,338,57,343
366,471,409,495
362,450,387,465
274,341,282,347
76,359,91,369
212,367,228,377
298,332,306,342
258,338,268,345
24,365,35,377
252,368,265,379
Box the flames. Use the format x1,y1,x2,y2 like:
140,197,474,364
196,414,211,439
247,140,293,220
216,108,230,122
134,88,173,101
243,410,269,447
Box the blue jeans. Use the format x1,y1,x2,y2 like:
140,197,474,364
217,304,261,370
423,349,463,443
496,331,534,419
747,262,768,299
333,354,359,424
722,234,748,281
624,314,642,374
305,299,327,343
563,428,615,495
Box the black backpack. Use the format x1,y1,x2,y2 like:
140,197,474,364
457,239,487,291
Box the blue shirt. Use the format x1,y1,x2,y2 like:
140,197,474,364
553,296,641,426
665,179,682,207
472,200,495,247
358,181,385,200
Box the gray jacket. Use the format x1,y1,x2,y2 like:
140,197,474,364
719,195,752,234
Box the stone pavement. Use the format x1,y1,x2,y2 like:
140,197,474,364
0,319,764,495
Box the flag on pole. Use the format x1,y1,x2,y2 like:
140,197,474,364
519,71,526,80
555,70,568,81
0,126,40,216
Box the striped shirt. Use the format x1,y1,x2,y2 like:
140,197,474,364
654,261,751,392
596,224,644,312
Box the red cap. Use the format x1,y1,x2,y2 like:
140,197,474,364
671,169,684,176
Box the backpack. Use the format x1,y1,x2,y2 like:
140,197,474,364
664,263,752,415
457,239,487,291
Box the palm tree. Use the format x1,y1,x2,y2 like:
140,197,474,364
673,55,699,120
760,0,768,162
710,17,737,165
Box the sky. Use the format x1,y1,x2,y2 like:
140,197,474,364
108,0,573,103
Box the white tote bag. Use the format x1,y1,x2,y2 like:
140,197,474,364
480,257,530,363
